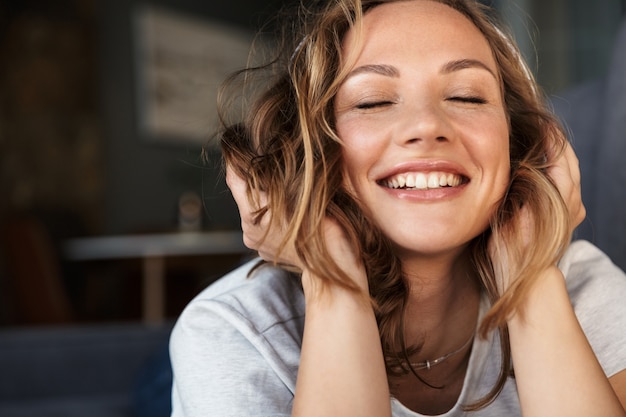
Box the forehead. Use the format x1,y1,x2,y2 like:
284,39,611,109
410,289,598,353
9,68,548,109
343,0,496,70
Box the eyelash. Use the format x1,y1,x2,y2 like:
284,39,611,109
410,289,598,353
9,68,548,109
355,101,394,110
352,96,486,110
448,96,487,104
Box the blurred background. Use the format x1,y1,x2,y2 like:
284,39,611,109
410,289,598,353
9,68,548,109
0,0,624,415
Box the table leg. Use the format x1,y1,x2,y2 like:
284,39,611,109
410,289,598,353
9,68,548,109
142,256,165,323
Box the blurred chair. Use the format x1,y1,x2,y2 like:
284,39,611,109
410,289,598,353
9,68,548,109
0,322,173,417
552,17,626,271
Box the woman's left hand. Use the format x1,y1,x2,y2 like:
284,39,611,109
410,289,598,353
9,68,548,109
225,164,302,270
489,139,585,294
547,139,586,233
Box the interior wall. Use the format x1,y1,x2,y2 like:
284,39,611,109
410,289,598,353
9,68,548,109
99,0,288,235
2,0,624,237
0,0,102,231
495,0,625,93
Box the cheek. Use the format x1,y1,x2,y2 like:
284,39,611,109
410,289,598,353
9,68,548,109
490,140,510,175
475,118,510,169
337,122,381,192
490,130,512,195
465,117,511,199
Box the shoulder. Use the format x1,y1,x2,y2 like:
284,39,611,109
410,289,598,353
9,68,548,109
170,260,304,416
172,258,305,367
559,240,626,377
187,258,305,331
559,240,626,298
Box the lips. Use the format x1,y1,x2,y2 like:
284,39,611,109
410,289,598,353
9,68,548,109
379,171,467,190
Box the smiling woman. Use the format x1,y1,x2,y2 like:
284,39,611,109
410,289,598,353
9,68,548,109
169,1,626,416
335,2,511,260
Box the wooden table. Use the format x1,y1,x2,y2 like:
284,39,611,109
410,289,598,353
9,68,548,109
63,231,251,323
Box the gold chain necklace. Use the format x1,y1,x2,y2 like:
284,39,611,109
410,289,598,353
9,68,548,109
410,332,475,371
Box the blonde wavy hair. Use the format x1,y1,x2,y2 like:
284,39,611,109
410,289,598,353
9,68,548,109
219,0,571,409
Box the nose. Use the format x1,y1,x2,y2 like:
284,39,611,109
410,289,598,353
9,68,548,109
394,100,453,147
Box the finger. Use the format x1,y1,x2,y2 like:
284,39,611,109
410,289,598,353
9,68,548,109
547,142,575,181
555,141,581,184
225,165,246,201
546,141,585,230
226,165,261,240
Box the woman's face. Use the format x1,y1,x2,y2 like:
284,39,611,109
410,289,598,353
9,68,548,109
334,0,510,260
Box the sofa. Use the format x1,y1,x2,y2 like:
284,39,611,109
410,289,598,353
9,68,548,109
0,322,173,417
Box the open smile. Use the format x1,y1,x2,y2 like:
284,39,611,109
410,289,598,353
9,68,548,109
378,171,469,190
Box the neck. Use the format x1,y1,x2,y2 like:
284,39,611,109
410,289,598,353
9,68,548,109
401,250,481,361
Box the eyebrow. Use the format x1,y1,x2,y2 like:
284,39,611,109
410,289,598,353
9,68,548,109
440,59,498,79
344,59,497,81
345,64,400,80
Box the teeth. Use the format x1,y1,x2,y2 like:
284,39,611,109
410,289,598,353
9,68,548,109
428,173,440,188
449,174,461,187
415,173,427,189
383,171,464,190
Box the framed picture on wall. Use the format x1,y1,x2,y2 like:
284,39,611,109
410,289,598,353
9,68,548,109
133,5,256,145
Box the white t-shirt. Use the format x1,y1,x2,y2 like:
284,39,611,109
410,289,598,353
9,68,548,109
170,240,626,416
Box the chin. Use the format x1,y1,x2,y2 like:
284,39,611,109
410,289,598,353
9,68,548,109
392,237,470,260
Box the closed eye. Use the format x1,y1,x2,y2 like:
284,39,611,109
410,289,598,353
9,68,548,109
448,96,487,104
355,101,395,110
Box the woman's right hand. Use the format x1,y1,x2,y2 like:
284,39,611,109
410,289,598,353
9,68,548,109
226,165,369,293
225,165,302,270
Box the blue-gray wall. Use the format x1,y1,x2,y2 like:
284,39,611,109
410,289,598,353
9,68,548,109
99,0,285,234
